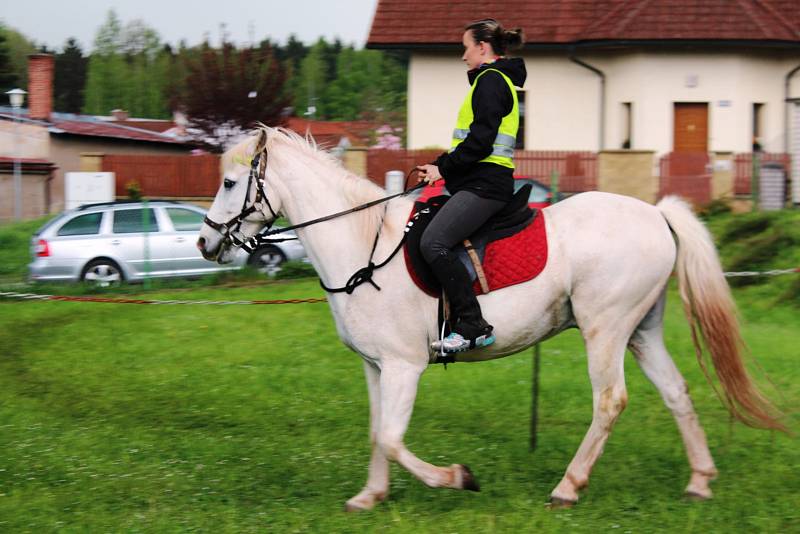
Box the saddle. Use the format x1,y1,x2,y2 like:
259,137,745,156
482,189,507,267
404,184,549,298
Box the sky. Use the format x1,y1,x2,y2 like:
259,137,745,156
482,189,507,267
1,0,380,51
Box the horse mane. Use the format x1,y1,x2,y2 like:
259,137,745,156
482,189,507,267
224,126,390,242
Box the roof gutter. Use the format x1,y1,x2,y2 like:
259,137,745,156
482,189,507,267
569,52,606,150
784,63,800,153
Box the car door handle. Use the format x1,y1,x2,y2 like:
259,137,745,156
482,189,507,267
111,239,121,245
175,237,186,243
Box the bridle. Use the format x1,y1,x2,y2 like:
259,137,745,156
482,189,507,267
202,139,427,292
202,149,281,254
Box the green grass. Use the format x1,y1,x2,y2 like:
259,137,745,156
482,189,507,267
0,209,798,531
0,279,798,532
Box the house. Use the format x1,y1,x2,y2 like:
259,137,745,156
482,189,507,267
0,54,195,221
367,0,800,204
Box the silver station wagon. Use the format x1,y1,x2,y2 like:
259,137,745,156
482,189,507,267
28,200,306,286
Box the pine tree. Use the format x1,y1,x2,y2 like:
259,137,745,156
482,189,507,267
54,38,87,113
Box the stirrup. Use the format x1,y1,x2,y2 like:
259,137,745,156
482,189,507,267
431,332,496,353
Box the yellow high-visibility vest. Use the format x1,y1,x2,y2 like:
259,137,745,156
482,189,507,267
450,68,519,169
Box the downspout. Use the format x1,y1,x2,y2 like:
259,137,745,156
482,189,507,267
569,52,606,150
784,63,800,153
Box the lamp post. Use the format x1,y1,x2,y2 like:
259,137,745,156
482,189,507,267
6,88,27,220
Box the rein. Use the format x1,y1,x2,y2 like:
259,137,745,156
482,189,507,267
204,145,427,293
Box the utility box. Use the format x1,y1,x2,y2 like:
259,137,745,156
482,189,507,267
385,170,405,195
759,163,785,211
65,172,115,210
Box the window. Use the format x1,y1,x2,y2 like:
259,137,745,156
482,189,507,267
621,102,632,149
753,103,764,151
112,208,158,234
166,208,204,231
57,212,103,236
516,90,526,149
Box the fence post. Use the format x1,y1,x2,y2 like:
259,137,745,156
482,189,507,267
752,152,761,211
142,199,151,289
550,169,560,203
530,344,541,451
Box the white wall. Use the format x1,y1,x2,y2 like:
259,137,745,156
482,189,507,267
407,48,800,156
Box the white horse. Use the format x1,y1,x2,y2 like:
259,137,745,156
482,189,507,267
197,127,783,511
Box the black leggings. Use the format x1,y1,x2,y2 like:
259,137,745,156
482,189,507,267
420,190,506,264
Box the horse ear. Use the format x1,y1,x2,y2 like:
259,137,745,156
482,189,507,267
254,128,268,154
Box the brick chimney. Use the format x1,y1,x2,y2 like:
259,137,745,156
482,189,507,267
28,54,54,121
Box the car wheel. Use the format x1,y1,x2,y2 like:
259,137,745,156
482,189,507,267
247,245,287,276
81,259,124,287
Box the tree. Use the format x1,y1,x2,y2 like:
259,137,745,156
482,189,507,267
54,38,88,113
0,26,16,94
175,41,290,150
292,39,328,119
83,10,170,118
0,25,35,92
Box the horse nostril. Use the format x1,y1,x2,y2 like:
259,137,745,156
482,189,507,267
197,237,206,250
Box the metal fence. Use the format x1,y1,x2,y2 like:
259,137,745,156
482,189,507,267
733,152,791,196
658,152,712,206
366,149,598,192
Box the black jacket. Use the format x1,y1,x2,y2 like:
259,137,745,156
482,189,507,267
434,57,527,201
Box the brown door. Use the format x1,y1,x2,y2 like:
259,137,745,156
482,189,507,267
674,103,708,152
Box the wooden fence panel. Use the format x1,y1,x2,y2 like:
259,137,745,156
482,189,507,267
102,154,221,198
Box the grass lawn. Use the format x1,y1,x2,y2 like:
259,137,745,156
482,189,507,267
0,207,798,531
0,277,797,532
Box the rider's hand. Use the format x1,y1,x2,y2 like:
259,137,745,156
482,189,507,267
416,164,442,185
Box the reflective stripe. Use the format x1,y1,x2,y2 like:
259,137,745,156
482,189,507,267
494,133,516,147
491,145,515,157
451,130,517,148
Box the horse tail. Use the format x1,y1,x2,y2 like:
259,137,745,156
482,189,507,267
656,196,785,432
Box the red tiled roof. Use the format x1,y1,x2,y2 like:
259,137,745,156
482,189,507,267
367,0,800,47
111,120,177,133
286,117,376,147
50,118,187,144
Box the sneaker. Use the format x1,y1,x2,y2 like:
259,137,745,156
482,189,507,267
431,332,496,353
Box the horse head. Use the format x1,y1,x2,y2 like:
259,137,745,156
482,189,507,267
197,127,284,264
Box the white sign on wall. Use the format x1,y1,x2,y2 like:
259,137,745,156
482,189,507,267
65,172,115,210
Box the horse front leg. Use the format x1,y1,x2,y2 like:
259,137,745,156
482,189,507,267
345,361,390,512
376,360,479,493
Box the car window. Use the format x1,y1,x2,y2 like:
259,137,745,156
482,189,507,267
165,207,204,231
112,208,159,234
56,212,104,236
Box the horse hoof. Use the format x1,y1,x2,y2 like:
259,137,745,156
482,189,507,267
460,464,480,492
684,490,711,502
548,496,577,509
344,500,371,513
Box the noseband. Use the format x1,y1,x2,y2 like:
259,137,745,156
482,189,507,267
203,149,279,253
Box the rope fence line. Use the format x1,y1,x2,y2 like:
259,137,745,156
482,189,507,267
0,292,326,305
0,267,797,305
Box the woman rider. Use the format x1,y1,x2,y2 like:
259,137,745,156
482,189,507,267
416,18,525,354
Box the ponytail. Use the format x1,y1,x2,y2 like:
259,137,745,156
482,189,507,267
465,19,524,55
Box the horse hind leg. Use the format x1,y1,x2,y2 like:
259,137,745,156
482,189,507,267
628,291,718,499
550,330,629,505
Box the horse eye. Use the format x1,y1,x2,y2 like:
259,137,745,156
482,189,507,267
223,178,235,190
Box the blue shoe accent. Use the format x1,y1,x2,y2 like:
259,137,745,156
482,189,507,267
432,332,496,353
